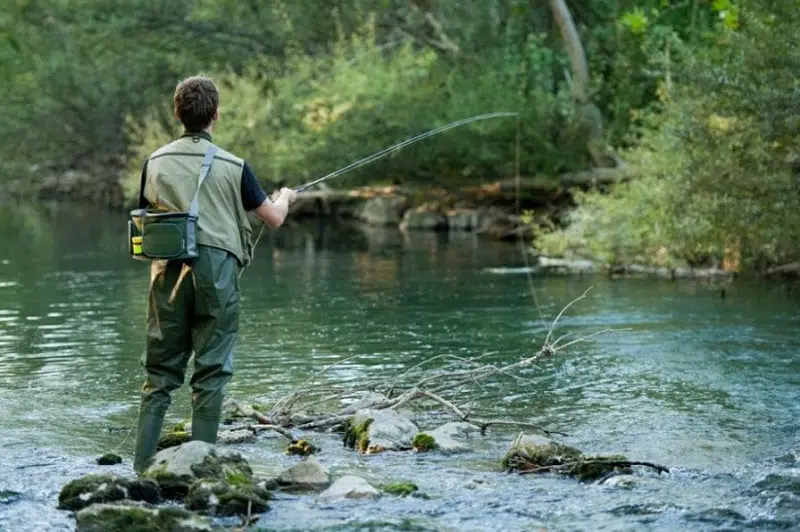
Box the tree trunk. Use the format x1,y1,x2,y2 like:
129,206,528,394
548,0,622,169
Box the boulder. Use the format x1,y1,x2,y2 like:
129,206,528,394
276,456,331,492
343,409,419,454
400,207,447,231
142,441,253,499
319,476,380,503
446,209,480,231
96,453,122,466
217,429,257,445
75,502,212,532
185,479,271,516
427,422,482,453
58,474,160,511
340,391,390,415
502,434,582,472
356,196,408,226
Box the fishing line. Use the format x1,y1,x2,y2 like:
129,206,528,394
243,112,519,276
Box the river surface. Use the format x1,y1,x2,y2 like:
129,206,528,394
0,201,798,532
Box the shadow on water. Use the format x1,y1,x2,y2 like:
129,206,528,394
0,201,799,531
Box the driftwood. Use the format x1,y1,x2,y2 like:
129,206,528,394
229,287,621,439
518,460,670,476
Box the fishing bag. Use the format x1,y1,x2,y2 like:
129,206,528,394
128,145,218,261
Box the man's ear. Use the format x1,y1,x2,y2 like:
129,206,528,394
174,108,180,121
213,109,220,121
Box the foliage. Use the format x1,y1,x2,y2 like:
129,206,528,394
536,0,800,271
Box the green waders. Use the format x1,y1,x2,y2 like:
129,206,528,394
133,245,240,473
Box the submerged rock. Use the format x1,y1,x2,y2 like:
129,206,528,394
427,422,482,453
96,453,122,466
319,476,380,503
343,409,418,454
503,434,634,482
185,479,271,516
142,441,253,499
75,502,212,532
276,456,330,492
58,474,160,511
0,490,21,505
217,428,257,445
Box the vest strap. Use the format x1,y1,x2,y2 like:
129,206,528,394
189,145,219,218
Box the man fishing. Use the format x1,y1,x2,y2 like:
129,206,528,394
132,75,297,473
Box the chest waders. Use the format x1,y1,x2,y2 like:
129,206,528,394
133,145,242,473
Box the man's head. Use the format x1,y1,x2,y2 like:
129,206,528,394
173,76,219,133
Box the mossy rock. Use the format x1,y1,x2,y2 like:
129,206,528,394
156,431,191,452
186,479,271,517
96,453,122,466
142,441,254,500
75,502,212,532
343,418,373,453
286,439,319,456
568,455,632,482
411,433,437,452
382,482,419,497
503,435,583,472
58,474,160,511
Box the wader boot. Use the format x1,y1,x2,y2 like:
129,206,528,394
133,246,239,472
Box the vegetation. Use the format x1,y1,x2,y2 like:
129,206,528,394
2,0,797,273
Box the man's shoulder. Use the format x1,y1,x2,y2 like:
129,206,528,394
211,145,245,170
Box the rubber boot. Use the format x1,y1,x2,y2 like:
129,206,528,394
190,391,223,444
133,410,166,474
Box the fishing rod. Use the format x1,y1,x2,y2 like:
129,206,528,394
293,111,519,193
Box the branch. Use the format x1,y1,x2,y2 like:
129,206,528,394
518,459,670,476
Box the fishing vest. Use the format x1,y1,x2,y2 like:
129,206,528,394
143,135,254,268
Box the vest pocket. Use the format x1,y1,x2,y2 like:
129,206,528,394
142,218,191,259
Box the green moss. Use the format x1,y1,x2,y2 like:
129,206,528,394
170,421,187,433
412,433,437,452
382,482,419,497
156,430,190,451
343,418,373,453
225,470,251,487
58,474,118,510
186,480,271,517
58,475,160,511
75,503,210,532
96,453,122,465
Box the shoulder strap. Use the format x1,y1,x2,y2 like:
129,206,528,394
189,144,219,217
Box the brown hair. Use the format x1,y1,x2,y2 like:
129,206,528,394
173,76,219,132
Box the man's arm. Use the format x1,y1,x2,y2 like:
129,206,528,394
241,162,297,227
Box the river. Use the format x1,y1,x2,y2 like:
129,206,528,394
0,201,798,531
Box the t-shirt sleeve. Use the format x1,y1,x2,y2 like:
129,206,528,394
240,161,268,211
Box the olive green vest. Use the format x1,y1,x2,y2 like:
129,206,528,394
143,136,254,268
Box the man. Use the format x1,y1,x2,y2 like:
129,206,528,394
132,75,297,473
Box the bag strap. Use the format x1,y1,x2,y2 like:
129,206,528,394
189,144,219,218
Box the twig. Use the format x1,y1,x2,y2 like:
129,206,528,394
231,400,296,439
472,420,568,437
518,459,670,476
249,424,297,440
544,286,593,347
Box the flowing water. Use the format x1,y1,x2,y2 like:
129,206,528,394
0,201,798,532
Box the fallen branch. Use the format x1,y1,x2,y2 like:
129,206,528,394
518,459,670,476
230,400,296,440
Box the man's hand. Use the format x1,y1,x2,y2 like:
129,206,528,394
257,187,299,227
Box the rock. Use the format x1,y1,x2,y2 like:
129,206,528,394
343,409,419,453
58,474,160,511
446,209,480,231
75,502,212,532
0,490,21,505
427,422,482,453
601,475,639,489
319,476,380,503
142,441,253,499
502,434,582,472
340,391,389,415
217,429,256,445
96,453,122,465
399,207,447,231
185,479,271,516
276,456,330,492
285,439,318,456
157,431,191,451
356,196,407,226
